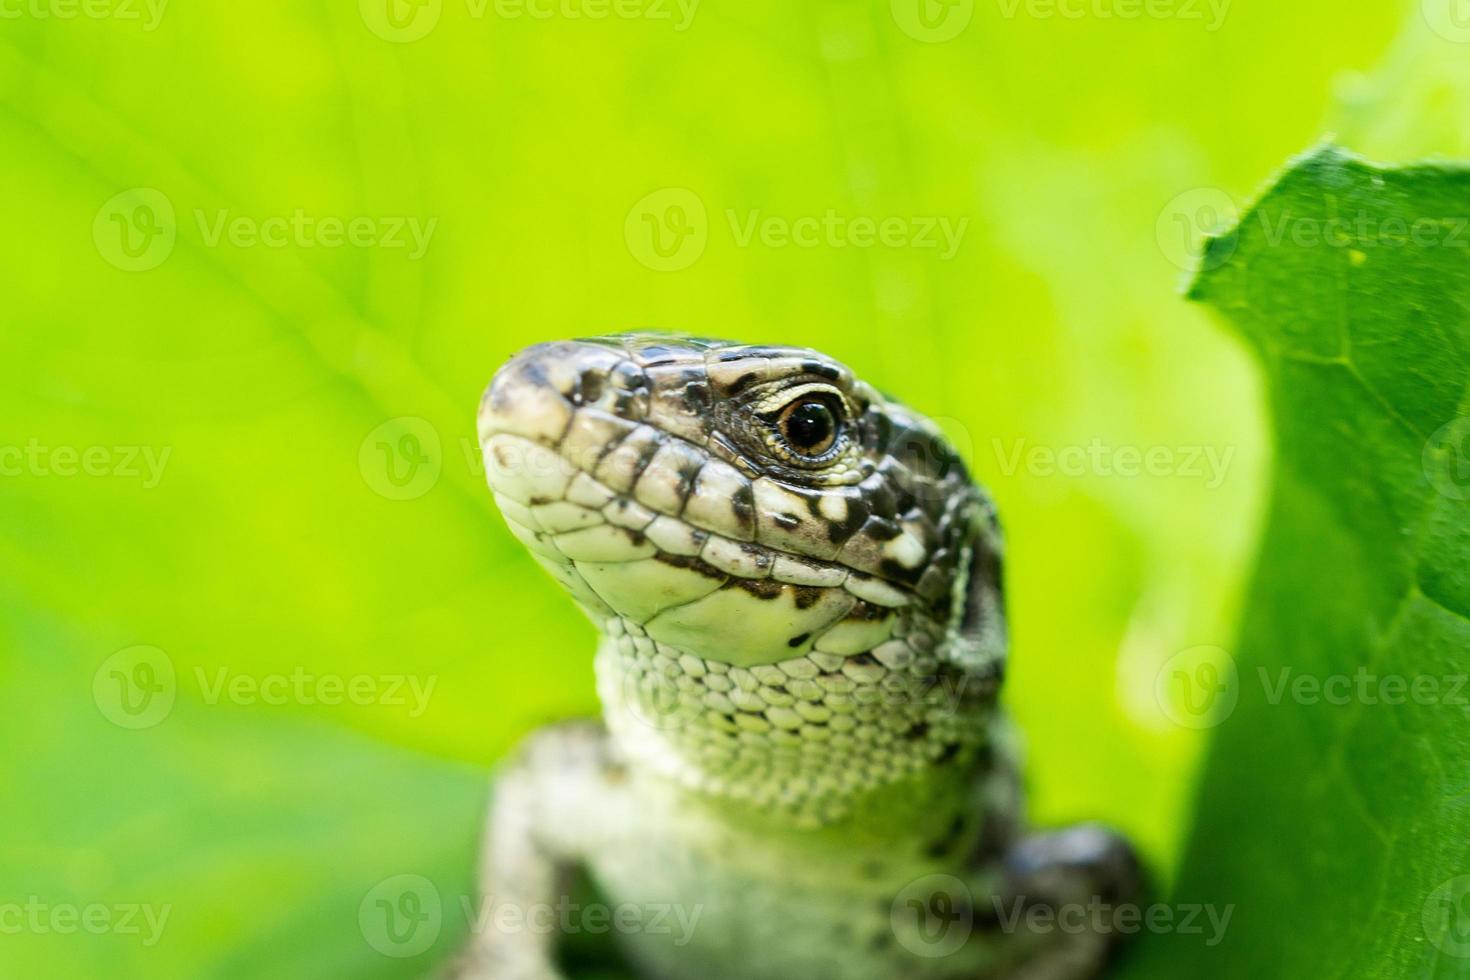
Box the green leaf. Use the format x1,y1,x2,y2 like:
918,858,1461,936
0,602,490,978
0,2,1412,977
1130,146,1470,976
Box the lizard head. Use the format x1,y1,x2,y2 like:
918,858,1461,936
478,333,1000,668
479,333,1007,820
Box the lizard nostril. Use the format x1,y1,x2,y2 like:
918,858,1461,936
577,370,604,406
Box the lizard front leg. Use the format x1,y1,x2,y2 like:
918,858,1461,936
993,824,1145,980
449,721,617,980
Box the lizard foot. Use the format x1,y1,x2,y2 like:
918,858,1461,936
994,824,1146,980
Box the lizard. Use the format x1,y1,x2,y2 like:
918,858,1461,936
455,333,1142,980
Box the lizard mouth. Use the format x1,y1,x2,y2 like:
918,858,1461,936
478,340,919,667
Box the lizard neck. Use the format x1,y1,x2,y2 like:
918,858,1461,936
592,612,998,830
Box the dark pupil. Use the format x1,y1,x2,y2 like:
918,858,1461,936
786,401,834,451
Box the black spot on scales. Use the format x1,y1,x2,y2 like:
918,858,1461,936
799,359,841,381
787,632,811,648
730,483,755,531
824,498,870,546
682,381,712,412
653,553,727,581
727,371,760,395
731,578,784,600
674,460,700,501
880,558,924,585
864,516,903,542
864,482,898,520
845,601,887,622
631,434,663,481
792,586,825,610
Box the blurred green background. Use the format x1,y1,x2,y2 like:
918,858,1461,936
0,0,1431,975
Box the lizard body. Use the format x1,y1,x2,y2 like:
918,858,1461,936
458,334,1140,980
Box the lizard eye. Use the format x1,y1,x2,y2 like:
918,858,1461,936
779,397,839,457
759,385,850,467
735,380,857,473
